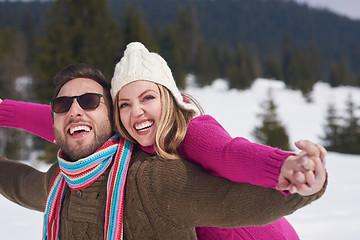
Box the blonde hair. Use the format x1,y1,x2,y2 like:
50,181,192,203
113,83,203,159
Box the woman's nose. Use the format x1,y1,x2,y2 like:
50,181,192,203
131,104,144,117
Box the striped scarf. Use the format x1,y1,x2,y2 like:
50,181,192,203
43,134,133,240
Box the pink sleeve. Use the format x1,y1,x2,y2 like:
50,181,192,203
0,99,55,143
178,115,294,191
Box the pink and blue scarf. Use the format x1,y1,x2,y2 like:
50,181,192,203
43,134,133,240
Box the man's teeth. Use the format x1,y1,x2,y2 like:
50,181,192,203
135,121,154,131
70,126,90,135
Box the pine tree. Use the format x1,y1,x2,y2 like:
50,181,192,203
0,29,28,99
35,0,121,103
296,41,321,100
263,55,283,80
159,25,186,89
252,89,291,150
23,13,36,71
122,4,155,49
339,94,360,154
321,103,342,152
322,96,360,154
176,2,201,73
282,36,292,86
227,44,257,90
328,61,346,87
328,60,357,87
195,44,221,87
282,37,321,100
0,28,33,160
162,4,203,88
0,28,15,98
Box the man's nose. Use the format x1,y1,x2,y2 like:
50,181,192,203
68,99,84,117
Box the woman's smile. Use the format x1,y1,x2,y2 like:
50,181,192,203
134,120,154,132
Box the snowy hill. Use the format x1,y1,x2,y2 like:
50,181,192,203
187,77,360,146
0,78,359,239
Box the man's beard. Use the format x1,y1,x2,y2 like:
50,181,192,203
54,123,113,162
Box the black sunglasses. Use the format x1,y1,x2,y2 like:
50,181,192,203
51,93,103,113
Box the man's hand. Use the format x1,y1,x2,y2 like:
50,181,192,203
277,140,327,196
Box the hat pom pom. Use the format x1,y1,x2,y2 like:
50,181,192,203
124,42,148,55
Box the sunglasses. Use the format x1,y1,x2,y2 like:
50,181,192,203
51,93,103,113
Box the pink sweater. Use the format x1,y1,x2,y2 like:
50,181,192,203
0,99,299,240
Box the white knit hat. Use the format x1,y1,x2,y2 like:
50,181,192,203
111,42,198,112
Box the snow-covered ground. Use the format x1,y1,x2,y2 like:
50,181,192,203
1,78,359,239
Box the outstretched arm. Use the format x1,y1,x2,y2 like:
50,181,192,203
178,115,295,191
179,115,326,195
0,155,57,211
0,99,54,143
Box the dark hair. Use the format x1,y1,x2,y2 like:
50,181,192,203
53,63,112,106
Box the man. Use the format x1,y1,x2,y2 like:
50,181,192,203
0,63,327,239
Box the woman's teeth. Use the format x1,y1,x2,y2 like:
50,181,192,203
135,121,154,131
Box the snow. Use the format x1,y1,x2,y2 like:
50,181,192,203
1,78,360,239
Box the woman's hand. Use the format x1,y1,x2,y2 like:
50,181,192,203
277,140,327,196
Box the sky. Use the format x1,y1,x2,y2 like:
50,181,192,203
294,0,360,20
1,78,360,239
1,0,360,20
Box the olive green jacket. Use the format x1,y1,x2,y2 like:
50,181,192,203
0,146,327,239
